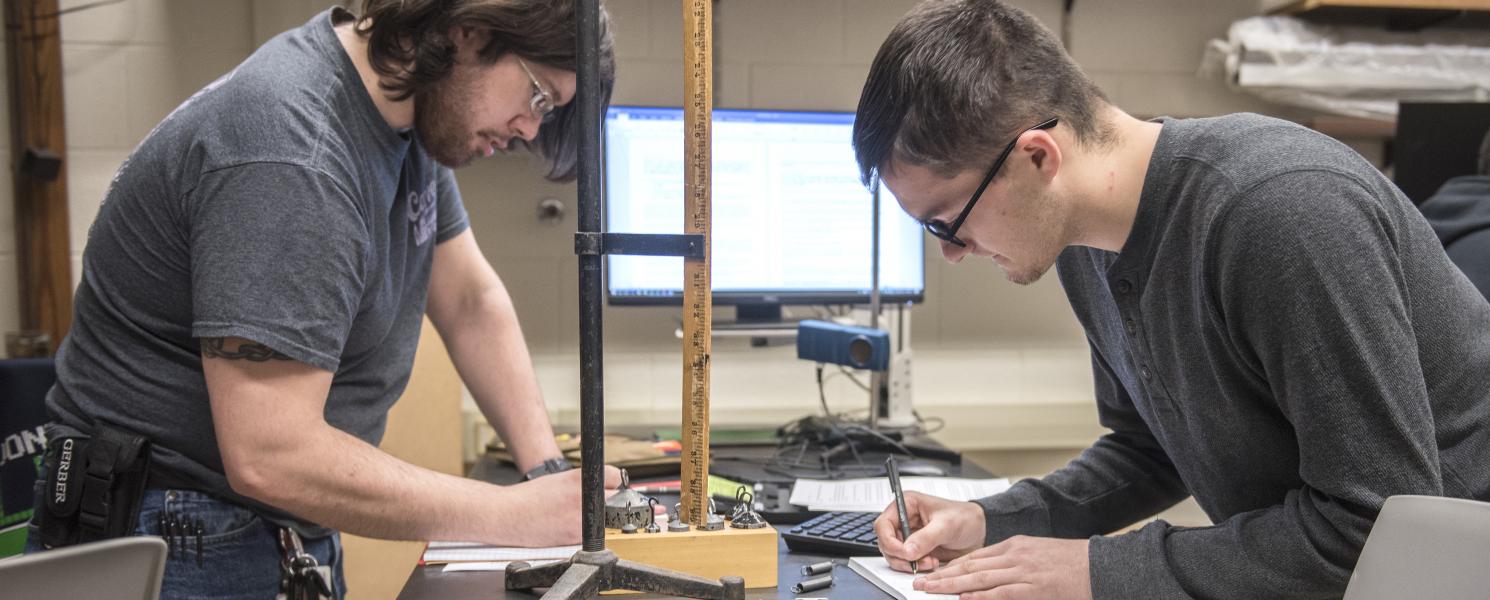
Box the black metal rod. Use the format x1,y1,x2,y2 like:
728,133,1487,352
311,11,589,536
576,0,605,554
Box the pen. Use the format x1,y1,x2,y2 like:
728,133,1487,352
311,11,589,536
886,456,917,574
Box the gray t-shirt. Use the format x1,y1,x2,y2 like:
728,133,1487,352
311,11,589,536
973,113,1490,598
46,8,469,532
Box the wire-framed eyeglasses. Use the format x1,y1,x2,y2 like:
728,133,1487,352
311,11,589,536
517,58,556,123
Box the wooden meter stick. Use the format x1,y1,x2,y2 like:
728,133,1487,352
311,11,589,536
679,0,713,527
601,7,777,587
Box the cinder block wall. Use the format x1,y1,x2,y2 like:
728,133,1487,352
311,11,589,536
2,0,1319,450
0,0,258,348
457,0,1310,451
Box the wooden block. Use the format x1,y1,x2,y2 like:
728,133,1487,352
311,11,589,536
603,525,778,591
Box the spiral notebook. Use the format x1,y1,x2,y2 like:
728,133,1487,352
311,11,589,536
847,556,957,600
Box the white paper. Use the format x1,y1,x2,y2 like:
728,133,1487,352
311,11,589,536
441,559,563,572
847,556,957,600
789,477,1010,512
422,541,579,564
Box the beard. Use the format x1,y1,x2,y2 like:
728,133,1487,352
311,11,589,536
414,72,480,168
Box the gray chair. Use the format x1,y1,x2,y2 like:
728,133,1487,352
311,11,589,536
1344,495,1490,600
0,536,167,599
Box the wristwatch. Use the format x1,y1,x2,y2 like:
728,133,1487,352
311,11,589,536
523,457,573,480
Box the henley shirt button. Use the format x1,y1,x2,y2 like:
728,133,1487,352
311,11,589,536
1116,279,1133,294
1125,319,1136,335
1140,365,1152,380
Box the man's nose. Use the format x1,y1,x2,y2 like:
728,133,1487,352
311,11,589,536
940,239,970,264
514,117,539,142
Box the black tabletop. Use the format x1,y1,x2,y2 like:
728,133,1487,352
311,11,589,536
398,434,987,599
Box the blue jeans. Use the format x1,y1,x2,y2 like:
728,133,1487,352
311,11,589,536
26,487,346,599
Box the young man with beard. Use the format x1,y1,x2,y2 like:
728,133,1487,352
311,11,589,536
26,1,619,597
855,1,1490,598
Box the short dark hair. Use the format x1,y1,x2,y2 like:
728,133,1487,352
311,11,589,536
853,0,1110,186
357,0,616,181
1479,127,1490,176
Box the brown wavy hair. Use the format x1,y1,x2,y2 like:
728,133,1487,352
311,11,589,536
356,0,615,181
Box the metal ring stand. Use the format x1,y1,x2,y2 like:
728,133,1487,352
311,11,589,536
502,1,741,598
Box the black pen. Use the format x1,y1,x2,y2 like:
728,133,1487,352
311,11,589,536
886,456,917,574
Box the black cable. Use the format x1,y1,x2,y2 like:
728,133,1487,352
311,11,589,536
836,365,870,391
912,409,946,434
1061,0,1075,52
816,363,831,417
838,423,914,456
38,0,127,19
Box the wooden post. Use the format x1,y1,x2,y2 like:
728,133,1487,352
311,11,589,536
5,0,72,355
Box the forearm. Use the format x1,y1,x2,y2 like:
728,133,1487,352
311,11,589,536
979,344,1190,544
1088,484,1374,599
977,431,1189,544
437,289,562,472
231,421,535,545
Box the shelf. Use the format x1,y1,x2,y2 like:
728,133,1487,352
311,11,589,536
1269,0,1490,29
1310,115,1397,139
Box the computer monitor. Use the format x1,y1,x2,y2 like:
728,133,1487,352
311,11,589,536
604,106,925,320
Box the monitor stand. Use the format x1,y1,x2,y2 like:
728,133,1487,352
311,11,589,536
734,303,781,324
716,304,793,347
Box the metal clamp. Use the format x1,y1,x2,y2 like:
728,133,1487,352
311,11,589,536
574,232,705,258
277,528,332,600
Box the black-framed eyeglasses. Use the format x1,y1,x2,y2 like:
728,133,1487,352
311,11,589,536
518,58,557,123
924,117,1060,247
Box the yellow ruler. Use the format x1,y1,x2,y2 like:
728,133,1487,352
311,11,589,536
679,0,713,527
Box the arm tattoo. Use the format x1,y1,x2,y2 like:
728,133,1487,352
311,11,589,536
200,337,294,362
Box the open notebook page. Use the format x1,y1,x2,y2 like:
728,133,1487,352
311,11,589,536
422,541,579,564
848,556,958,600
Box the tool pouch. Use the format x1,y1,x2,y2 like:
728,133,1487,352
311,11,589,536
33,425,152,548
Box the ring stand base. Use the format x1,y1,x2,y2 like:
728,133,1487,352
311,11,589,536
506,550,745,600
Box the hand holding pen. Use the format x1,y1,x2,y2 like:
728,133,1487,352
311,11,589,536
873,462,989,574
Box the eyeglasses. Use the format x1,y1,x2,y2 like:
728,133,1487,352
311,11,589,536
517,58,556,123
923,117,1060,248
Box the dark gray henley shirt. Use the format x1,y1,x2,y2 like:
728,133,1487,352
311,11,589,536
974,113,1490,598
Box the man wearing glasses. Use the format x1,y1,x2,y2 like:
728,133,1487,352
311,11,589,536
27,1,620,597
856,1,1490,599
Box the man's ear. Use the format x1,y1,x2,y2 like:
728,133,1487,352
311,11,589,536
1022,130,1062,184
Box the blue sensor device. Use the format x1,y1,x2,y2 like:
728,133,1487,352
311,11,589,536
796,320,890,372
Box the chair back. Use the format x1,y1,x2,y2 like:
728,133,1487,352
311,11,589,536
1344,494,1490,600
0,536,167,600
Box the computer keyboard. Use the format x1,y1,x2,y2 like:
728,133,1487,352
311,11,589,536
781,511,882,556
